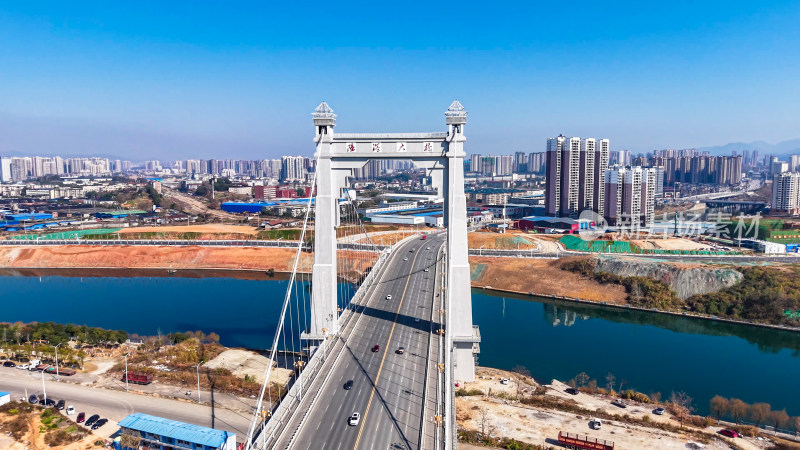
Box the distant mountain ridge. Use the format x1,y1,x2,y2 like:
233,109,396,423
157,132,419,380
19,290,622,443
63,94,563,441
699,139,800,156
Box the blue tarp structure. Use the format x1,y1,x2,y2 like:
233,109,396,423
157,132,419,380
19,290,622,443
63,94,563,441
116,413,234,448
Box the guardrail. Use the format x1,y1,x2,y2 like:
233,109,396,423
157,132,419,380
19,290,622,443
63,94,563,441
0,239,389,252
254,240,401,448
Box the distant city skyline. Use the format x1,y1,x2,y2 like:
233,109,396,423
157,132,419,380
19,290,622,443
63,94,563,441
1,2,799,159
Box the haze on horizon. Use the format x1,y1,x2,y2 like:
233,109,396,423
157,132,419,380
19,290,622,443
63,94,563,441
1,1,799,161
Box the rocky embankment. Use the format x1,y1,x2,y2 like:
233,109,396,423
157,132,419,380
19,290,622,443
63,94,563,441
594,255,743,299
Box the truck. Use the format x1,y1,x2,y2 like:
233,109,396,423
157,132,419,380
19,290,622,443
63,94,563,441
122,371,154,385
557,431,614,450
44,366,77,376
28,359,41,370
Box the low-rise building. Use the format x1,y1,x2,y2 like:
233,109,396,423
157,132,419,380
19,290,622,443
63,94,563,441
113,413,236,450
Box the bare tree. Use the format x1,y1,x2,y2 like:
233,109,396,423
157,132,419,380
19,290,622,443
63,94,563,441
769,409,789,434
748,402,771,428
513,365,531,399
728,398,748,424
575,372,590,388
670,391,694,428
478,406,492,437
120,428,142,449
605,372,616,394
618,379,628,393
709,395,729,421
791,416,800,436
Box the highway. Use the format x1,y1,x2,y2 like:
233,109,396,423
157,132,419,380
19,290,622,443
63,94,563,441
0,366,253,441
273,234,443,449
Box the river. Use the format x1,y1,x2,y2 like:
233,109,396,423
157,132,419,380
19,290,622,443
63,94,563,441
1,273,797,417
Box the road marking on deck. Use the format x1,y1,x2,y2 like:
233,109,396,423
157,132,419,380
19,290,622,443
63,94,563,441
353,243,422,450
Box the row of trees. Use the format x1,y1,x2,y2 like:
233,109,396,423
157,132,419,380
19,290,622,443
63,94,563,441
0,322,128,346
709,395,800,432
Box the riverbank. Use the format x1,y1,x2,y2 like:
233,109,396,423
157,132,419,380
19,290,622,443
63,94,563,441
456,367,775,450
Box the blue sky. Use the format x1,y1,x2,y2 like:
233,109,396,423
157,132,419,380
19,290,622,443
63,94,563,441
1,1,799,160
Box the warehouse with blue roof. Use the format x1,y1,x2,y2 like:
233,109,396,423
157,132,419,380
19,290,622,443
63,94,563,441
113,413,237,450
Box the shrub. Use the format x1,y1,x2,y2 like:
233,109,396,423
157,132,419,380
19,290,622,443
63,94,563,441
456,388,483,397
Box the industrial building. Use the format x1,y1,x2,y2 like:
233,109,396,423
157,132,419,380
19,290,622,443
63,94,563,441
516,216,596,234
0,391,9,406
113,413,236,450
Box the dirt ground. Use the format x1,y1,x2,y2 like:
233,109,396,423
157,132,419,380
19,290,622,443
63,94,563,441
468,232,538,250
469,256,627,303
205,349,293,386
0,245,311,272
118,224,261,235
0,406,102,450
632,237,712,251
458,367,766,450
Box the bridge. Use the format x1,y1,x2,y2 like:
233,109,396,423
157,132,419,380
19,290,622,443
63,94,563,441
244,102,480,450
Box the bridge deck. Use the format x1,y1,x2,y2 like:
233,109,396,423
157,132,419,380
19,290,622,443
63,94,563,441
268,234,446,450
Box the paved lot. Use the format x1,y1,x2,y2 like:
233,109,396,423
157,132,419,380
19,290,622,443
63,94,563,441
0,366,253,442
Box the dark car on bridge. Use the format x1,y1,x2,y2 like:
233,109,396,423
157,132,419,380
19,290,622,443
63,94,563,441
344,380,354,390
371,345,379,352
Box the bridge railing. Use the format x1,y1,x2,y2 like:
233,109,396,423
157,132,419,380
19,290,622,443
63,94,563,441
253,245,395,448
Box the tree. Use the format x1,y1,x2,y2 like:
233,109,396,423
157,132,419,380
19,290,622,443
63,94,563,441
605,372,616,394
709,395,729,421
728,398,748,423
206,332,220,344
670,391,694,428
748,402,771,428
510,365,531,398
768,409,789,434
477,406,494,437
791,416,800,436
575,372,590,388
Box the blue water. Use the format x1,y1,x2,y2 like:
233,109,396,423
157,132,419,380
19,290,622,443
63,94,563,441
1,273,798,417
0,275,354,351
472,289,800,417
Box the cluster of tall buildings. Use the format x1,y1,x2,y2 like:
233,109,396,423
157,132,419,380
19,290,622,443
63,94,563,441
144,156,315,182
544,135,657,227
0,156,131,182
635,154,742,186
468,152,546,175
353,159,415,179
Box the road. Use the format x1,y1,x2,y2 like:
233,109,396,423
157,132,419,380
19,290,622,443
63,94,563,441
0,366,253,442
275,234,443,449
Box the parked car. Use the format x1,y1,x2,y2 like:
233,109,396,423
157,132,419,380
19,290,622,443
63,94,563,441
56,400,65,410
371,345,380,352
2,361,15,367
396,347,405,355
611,398,628,408
653,407,666,415
344,380,354,390
40,398,56,407
590,418,602,430
348,412,360,426
91,418,107,430
565,387,579,395
16,364,29,370
28,394,38,404
720,429,739,438
500,378,510,385
77,412,86,423
85,414,100,427
66,406,75,415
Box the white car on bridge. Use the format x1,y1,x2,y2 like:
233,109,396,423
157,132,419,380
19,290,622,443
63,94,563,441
348,412,360,426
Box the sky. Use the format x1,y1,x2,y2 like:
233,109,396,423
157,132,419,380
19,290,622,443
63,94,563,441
1,1,799,161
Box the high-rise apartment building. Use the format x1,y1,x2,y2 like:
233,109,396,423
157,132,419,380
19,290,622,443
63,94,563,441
0,157,12,182
280,156,306,181
546,135,611,218
773,172,800,214
604,166,656,227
